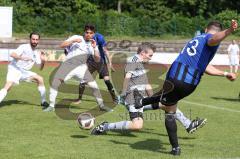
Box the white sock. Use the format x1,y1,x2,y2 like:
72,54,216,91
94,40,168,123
105,121,131,131
38,86,46,103
235,66,238,73
175,108,191,129
49,87,58,108
0,88,7,103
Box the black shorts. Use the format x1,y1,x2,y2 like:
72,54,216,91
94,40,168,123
160,77,197,106
129,112,143,120
87,61,109,79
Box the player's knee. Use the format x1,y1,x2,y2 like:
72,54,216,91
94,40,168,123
132,123,143,131
131,118,143,131
165,112,176,121
37,76,44,84
80,82,85,88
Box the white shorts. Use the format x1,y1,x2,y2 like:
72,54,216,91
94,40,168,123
64,64,92,82
7,65,37,85
229,56,239,65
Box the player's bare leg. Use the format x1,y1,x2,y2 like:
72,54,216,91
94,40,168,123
72,82,86,104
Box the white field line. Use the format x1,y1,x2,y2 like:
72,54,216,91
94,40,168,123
181,100,240,113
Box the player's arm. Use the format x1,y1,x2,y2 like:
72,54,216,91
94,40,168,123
10,52,32,61
121,72,131,96
208,20,238,46
103,47,112,65
104,47,116,72
91,39,100,62
205,65,237,81
60,38,82,48
10,52,22,60
39,51,47,70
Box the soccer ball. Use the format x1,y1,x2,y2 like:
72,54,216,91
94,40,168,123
77,113,95,129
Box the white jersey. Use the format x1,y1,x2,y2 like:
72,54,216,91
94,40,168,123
227,44,239,56
125,54,148,91
10,44,41,70
65,35,96,60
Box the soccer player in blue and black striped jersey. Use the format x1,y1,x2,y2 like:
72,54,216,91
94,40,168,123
134,20,238,155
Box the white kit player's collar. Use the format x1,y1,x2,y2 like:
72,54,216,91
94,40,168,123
135,54,143,62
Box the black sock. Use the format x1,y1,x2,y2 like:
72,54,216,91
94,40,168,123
165,112,179,148
78,83,85,99
151,103,160,110
104,80,114,91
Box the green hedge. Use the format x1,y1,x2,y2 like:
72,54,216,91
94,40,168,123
12,8,239,37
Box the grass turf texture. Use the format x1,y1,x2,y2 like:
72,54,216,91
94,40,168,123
0,64,240,159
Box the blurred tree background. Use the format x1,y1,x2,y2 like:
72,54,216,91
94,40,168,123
0,0,239,37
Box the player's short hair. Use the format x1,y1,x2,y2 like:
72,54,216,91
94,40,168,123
29,32,40,39
207,21,223,32
137,42,156,54
84,24,96,32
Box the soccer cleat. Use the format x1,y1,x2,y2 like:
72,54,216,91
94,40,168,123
41,101,49,109
99,106,114,112
170,147,181,156
43,106,55,112
186,118,207,133
133,88,143,109
91,121,108,135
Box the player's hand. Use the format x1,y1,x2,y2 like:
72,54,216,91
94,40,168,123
226,72,237,81
90,39,97,48
40,51,47,62
231,19,238,31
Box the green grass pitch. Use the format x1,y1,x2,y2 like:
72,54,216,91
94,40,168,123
0,64,240,159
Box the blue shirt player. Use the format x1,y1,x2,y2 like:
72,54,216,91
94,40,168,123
73,25,118,106
133,20,238,155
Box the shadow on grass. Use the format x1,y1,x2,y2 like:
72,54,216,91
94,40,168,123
110,139,168,153
101,128,196,140
104,132,137,137
0,100,36,107
110,138,194,154
70,135,89,139
137,129,196,140
211,96,240,102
